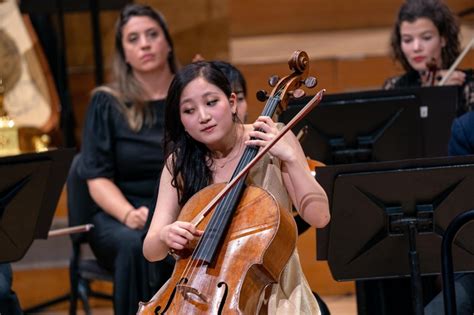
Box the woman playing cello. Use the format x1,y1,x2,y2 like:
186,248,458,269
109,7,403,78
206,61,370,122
143,61,330,314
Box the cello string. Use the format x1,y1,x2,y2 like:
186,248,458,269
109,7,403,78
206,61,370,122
176,80,288,290
180,89,285,284
179,90,284,283
187,91,284,269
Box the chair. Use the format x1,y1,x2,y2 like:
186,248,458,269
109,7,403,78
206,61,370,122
440,209,474,315
67,154,113,315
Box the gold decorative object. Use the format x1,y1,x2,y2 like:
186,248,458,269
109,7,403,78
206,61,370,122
0,77,20,156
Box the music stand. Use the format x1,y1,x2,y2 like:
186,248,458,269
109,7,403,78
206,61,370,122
0,148,74,263
280,86,460,164
316,155,474,315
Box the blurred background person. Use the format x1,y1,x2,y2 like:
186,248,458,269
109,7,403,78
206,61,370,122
383,0,473,115
76,4,177,314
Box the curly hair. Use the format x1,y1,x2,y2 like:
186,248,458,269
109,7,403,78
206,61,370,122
390,0,460,72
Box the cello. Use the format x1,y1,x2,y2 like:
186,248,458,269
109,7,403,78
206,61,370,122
138,51,322,314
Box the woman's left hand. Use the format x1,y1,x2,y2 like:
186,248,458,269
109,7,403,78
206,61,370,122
246,116,295,162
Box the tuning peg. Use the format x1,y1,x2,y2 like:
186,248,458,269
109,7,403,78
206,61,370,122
256,90,268,102
268,75,280,87
292,89,306,99
304,76,317,88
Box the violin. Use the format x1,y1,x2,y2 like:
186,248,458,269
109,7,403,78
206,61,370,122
425,57,438,86
138,51,323,314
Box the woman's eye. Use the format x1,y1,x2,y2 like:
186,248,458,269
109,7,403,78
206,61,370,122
402,38,412,44
128,35,138,43
183,108,194,114
207,99,218,106
147,30,158,39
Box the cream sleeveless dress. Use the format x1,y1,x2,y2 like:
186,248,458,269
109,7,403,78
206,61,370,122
246,153,321,315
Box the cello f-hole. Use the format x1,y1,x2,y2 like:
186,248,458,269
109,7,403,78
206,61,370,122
217,282,229,315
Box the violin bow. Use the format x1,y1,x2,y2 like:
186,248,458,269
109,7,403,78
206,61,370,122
438,37,474,86
48,224,94,237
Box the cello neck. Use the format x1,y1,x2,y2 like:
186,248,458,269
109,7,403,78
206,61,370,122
192,95,283,264
231,95,281,178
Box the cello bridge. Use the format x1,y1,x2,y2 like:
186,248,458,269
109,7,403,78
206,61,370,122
176,284,208,304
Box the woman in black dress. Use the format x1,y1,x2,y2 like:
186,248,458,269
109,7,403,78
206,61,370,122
383,0,473,115
77,4,177,314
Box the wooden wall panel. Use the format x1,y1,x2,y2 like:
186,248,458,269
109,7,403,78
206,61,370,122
64,11,118,69
298,229,355,295
230,0,473,37
335,56,404,92
64,0,229,69
133,0,229,65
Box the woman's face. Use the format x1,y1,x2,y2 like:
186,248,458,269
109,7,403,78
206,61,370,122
400,17,445,71
121,16,170,74
179,77,237,149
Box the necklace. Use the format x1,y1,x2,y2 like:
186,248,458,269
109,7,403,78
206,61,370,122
211,131,244,169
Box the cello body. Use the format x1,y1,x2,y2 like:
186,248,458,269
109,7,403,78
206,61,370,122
138,183,297,314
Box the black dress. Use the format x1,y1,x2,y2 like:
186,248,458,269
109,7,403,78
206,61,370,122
78,91,174,315
383,69,474,116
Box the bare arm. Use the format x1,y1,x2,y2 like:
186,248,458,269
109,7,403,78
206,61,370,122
87,178,148,229
143,158,203,262
280,134,330,228
247,117,330,228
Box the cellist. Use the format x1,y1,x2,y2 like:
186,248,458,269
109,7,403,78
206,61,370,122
143,61,330,314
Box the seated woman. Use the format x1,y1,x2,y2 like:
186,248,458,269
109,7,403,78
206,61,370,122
143,61,330,314
383,0,473,115
77,4,177,314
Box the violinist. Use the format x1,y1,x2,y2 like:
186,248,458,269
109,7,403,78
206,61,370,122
383,0,474,115
143,61,330,314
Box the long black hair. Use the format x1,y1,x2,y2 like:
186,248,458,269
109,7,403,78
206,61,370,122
390,0,460,72
164,61,233,206
212,60,247,98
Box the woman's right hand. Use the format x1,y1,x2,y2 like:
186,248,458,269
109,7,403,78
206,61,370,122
160,221,203,251
124,206,149,230
438,69,466,86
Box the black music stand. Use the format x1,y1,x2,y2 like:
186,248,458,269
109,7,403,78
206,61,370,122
281,86,460,164
316,155,474,315
0,149,74,263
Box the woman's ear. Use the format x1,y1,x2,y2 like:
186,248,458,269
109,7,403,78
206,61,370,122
441,36,446,48
229,93,237,114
